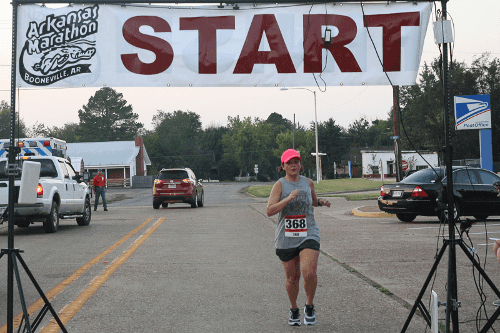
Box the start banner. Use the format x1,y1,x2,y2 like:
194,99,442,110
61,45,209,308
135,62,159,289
16,2,431,88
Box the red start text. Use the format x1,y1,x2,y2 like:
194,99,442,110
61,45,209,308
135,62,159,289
120,12,420,75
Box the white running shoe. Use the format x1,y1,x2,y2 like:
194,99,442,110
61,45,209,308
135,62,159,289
288,308,301,326
304,304,317,325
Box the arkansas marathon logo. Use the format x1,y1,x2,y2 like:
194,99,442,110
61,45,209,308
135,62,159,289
20,4,99,86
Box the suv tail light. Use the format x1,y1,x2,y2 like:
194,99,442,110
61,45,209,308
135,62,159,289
182,178,193,185
36,183,43,198
411,186,428,198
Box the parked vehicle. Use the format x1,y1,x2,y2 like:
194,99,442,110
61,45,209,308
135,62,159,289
152,168,204,209
0,155,92,232
0,137,67,159
378,166,500,222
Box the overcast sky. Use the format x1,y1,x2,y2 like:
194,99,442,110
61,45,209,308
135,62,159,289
1,0,499,133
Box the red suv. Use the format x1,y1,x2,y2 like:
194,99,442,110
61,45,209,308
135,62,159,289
153,168,204,209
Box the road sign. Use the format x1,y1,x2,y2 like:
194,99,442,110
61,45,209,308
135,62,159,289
402,160,409,171
390,136,400,140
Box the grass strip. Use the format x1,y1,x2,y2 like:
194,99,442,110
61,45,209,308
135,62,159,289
246,178,393,198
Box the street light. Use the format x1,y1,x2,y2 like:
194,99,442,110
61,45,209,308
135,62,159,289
280,87,320,184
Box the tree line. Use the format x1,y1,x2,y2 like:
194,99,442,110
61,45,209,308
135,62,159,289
1,54,499,180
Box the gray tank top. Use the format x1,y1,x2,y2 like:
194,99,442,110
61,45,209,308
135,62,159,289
275,176,320,249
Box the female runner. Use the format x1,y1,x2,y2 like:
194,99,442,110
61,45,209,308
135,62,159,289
266,149,330,326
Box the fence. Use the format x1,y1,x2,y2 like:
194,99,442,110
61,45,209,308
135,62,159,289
107,178,131,188
234,176,251,182
132,175,155,188
452,159,480,167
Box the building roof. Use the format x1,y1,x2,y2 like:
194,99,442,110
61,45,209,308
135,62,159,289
66,140,151,167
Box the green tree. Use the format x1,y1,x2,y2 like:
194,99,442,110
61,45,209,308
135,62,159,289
316,118,349,178
274,130,315,175
472,54,500,162
222,116,273,178
367,118,393,147
144,110,203,174
266,112,293,136
0,101,27,139
347,118,372,148
26,121,51,137
217,153,240,181
264,112,294,180
398,56,498,160
199,125,228,180
78,88,143,142
47,123,81,142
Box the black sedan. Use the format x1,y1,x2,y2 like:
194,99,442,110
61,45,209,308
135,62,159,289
378,166,500,222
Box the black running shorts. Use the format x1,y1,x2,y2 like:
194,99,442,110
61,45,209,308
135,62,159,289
276,239,320,262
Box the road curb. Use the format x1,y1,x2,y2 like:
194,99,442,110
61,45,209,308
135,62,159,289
352,206,396,218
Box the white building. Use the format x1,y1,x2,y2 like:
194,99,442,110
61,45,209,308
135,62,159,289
66,137,150,187
361,149,438,178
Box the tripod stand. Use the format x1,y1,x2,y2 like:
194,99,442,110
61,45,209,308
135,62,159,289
2,1,68,331
0,247,68,333
399,1,500,331
400,222,500,333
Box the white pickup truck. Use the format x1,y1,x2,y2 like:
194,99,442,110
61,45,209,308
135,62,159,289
0,155,92,233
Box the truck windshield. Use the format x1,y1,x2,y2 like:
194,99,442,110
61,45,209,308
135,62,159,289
0,159,58,181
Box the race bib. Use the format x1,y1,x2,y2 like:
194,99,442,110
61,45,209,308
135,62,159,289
284,215,307,237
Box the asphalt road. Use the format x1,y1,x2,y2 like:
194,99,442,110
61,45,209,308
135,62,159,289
0,182,499,332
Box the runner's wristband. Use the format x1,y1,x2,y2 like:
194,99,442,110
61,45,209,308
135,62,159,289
317,199,322,207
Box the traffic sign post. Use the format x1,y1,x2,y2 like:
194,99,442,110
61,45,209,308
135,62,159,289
402,160,409,171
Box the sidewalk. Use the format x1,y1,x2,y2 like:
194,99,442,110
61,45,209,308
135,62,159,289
352,205,396,218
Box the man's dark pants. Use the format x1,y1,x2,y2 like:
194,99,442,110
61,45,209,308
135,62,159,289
94,186,108,210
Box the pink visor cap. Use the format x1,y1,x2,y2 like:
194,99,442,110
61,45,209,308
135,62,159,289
281,149,301,163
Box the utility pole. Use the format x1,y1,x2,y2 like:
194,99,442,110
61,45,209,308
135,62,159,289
393,86,403,181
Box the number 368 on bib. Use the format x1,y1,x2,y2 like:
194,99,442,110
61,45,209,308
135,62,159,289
284,215,307,237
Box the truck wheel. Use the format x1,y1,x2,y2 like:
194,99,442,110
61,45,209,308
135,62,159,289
77,198,91,226
153,203,160,209
43,201,59,233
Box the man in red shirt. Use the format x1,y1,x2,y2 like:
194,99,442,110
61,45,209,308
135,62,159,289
92,169,108,211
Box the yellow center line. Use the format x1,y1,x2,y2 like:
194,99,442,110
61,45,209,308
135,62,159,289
40,217,165,333
0,217,154,333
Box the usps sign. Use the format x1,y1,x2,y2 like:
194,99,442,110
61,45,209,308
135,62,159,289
454,95,491,130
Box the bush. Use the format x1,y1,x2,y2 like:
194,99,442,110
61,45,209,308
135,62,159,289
257,173,270,182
